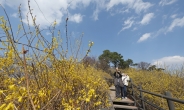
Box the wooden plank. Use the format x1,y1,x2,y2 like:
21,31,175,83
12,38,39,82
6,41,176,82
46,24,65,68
109,86,115,91
109,90,116,100
113,98,135,104
113,104,138,109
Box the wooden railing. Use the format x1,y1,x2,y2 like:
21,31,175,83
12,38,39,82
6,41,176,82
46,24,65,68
128,78,184,110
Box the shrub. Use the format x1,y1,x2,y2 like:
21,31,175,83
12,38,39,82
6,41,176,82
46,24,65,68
0,3,111,110
125,68,184,110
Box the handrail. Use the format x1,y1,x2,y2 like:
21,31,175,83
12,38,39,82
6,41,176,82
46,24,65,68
128,78,184,110
139,89,184,104
141,98,164,110
131,83,139,88
130,95,141,107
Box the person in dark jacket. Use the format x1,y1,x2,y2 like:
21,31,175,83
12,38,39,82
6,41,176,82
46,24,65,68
113,67,122,99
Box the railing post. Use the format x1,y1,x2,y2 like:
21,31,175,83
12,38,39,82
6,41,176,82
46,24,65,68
130,78,134,96
139,86,145,110
165,91,175,110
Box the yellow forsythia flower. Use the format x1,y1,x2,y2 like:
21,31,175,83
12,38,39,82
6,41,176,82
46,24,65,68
5,102,14,110
8,84,15,90
18,96,23,102
85,98,90,102
0,104,6,109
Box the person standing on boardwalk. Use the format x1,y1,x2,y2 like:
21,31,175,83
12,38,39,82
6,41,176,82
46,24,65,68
121,73,130,99
113,67,122,99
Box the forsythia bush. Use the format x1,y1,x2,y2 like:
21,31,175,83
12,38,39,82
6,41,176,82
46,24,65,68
0,9,111,109
125,68,184,110
0,48,110,110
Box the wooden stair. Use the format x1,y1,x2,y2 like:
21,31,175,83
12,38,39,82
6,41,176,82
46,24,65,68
109,86,138,110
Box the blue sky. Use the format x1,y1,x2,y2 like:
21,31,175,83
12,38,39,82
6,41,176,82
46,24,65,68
0,0,184,69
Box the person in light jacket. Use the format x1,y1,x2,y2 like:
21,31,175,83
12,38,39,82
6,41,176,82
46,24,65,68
113,68,122,99
121,73,130,99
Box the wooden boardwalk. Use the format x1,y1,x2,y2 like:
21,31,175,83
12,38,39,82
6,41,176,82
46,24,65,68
109,86,138,110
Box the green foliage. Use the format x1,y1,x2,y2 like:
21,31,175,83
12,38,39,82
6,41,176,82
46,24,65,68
126,59,133,66
98,50,133,69
99,50,111,63
110,52,123,68
148,65,156,71
118,59,133,69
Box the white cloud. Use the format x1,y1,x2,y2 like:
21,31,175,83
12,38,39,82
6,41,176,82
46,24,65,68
92,9,99,21
0,0,22,8
69,14,83,23
109,8,130,16
65,0,106,21
132,27,137,31
170,14,177,19
1,0,101,28
162,15,167,24
119,9,129,14
0,0,153,27
0,0,6,6
11,13,18,18
137,33,151,43
69,0,91,9
118,17,134,34
106,0,129,10
140,13,154,25
46,31,51,36
152,56,184,68
106,0,153,14
159,0,177,6
133,0,153,13
168,16,184,32
0,0,111,27
154,27,167,37
1,0,68,28
92,0,106,21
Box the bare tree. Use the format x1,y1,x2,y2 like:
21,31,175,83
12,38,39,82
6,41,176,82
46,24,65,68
98,59,110,71
82,56,97,67
137,62,151,70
